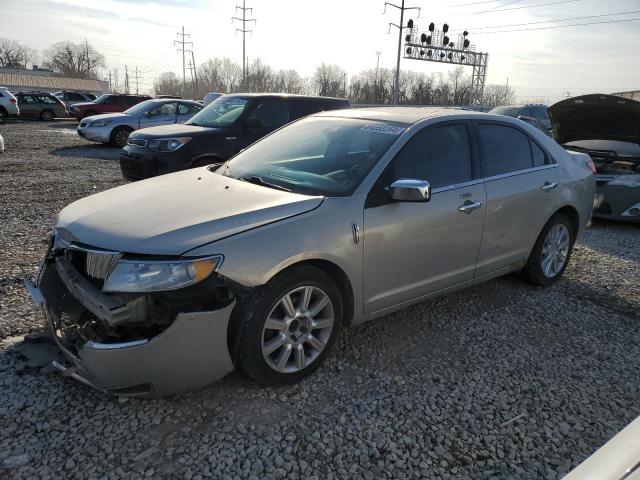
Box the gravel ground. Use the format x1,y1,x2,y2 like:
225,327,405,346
1,120,639,480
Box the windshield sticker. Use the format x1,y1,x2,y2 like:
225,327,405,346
360,123,405,136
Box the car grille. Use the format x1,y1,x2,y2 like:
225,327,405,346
594,202,612,215
79,121,89,128
127,138,147,147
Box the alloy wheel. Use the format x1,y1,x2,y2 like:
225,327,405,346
541,223,570,278
261,286,334,374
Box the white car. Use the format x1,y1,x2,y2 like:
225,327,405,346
0,86,20,123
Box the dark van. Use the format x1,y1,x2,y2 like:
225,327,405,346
120,93,350,180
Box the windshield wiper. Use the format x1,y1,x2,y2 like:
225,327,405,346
240,175,291,192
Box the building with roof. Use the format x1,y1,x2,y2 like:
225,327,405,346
0,67,108,94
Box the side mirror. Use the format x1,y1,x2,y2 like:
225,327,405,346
386,179,431,202
245,117,263,130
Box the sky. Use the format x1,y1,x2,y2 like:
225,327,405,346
2,0,640,103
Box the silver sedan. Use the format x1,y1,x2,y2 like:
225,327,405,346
26,108,596,396
76,99,202,147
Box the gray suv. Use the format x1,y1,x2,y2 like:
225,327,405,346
53,91,97,109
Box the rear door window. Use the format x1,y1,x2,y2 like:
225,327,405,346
478,124,534,176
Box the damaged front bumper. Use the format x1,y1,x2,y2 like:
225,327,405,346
24,247,236,397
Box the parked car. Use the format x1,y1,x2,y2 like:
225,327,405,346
203,92,222,106
0,133,4,153
25,107,595,396
53,91,97,110
0,86,20,123
489,104,551,132
15,92,67,120
77,99,203,148
68,94,151,121
120,93,350,180
550,94,640,223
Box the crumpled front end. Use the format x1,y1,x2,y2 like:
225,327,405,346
24,235,236,397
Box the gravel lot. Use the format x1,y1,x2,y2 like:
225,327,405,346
1,120,639,480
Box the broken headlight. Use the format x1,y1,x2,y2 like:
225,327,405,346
103,256,223,293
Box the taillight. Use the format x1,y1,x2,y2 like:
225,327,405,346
585,159,597,175
9,98,16,104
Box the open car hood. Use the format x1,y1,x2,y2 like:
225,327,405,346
55,168,323,256
549,94,640,145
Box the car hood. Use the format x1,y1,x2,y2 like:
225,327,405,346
549,94,640,145
84,112,127,123
130,124,228,139
69,101,96,110
55,168,324,256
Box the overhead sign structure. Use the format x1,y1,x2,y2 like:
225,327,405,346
403,22,489,104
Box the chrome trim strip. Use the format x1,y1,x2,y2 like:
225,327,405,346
51,361,106,393
24,279,46,309
484,164,558,183
432,178,484,194
85,339,148,350
351,222,360,245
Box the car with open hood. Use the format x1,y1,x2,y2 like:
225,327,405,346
119,93,350,180
76,99,202,148
550,94,640,222
25,107,595,397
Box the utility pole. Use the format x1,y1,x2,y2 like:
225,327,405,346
384,0,420,105
108,71,112,93
191,50,199,100
113,68,119,93
124,65,130,94
232,0,256,91
84,39,90,77
133,66,143,94
175,26,193,98
375,51,382,78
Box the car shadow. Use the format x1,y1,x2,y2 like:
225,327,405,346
50,144,122,161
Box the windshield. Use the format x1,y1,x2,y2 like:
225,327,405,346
221,116,406,196
93,95,109,104
490,106,521,117
186,96,248,127
124,100,155,116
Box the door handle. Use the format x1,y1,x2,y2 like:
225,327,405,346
540,181,558,191
458,200,483,213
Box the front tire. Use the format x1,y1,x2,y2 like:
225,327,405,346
523,214,575,287
110,127,132,148
234,266,343,386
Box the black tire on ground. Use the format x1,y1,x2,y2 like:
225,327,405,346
83,111,98,119
110,127,132,148
40,110,54,121
233,265,343,386
522,213,576,288
0,108,6,124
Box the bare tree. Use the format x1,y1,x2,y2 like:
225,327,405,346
312,63,347,98
481,84,515,107
245,58,274,93
42,41,105,79
197,57,242,93
0,38,36,68
272,69,304,94
154,72,182,97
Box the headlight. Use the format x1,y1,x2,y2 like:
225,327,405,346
607,174,640,187
90,119,112,127
148,137,192,152
103,256,222,293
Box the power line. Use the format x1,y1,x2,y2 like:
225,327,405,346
457,9,640,32
471,17,640,34
133,66,143,94
475,0,580,14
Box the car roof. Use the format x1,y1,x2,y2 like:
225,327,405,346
146,98,200,104
313,106,488,125
223,93,348,102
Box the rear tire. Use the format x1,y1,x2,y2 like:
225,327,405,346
110,127,132,148
233,265,343,386
40,110,54,121
522,214,575,287
0,108,6,124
